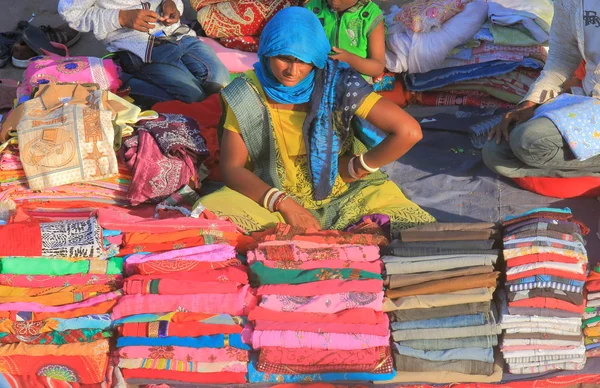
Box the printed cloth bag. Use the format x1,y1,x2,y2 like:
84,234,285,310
17,90,118,190
17,56,120,99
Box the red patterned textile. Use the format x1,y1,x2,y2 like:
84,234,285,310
197,0,299,38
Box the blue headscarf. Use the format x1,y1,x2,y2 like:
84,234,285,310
254,7,331,104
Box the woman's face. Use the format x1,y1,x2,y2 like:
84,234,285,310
327,0,358,12
269,56,314,87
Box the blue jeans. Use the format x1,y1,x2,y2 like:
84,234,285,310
394,343,494,363
119,36,230,104
391,313,487,331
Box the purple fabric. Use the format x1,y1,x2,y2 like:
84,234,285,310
123,114,209,206
123,132,191,206
345,214,391,239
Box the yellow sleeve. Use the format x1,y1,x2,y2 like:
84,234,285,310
355,92,382,119
223,102,241,134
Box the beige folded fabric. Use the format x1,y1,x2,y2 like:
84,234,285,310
386,271,499,299
374,354,503,384
386,265,494,289
383,287,495,311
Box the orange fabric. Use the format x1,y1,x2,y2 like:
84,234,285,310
512,177,600,199
377,78,412,108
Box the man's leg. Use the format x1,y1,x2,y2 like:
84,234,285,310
177,36,230,95
510,117,600,176
118,45,206,103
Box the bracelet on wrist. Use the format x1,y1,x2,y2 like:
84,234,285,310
348,155,361,180
359,153,379,173
262,188,278,210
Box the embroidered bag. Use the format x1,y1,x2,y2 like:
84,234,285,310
17,56,120,100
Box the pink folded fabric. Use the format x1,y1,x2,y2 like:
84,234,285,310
253,319,390,336
198,37,257,73
248,241,380,264
111,286,256,320
257,259,382,273
125,245,235,265
96,206,241,234
105,235,123,245
118,346,249,363
0,290,122,313
251,329,389,350
260,292,383,313
256,279,383,296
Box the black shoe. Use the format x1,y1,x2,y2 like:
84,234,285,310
0,31,21,68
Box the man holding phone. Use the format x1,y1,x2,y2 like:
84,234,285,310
59,0,229,103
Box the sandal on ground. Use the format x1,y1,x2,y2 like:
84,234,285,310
21,24,69,57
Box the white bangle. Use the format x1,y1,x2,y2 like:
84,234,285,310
359,153,379,173
268,190,283,213
348,156,361,179
262,188,278,209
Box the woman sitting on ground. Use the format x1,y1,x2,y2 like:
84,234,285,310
199,7,434,235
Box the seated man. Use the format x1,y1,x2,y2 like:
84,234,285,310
483,0,600,178
58,0,230,104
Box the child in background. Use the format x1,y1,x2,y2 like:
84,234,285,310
304,0,386,81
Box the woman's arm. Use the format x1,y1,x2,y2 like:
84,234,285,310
358,98,422,170
330,22,386,78
220,130,272,204
220,130,322,229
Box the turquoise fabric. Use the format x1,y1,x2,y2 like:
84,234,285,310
254,6,330,104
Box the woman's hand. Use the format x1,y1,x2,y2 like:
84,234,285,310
488,101,538,144
278,197,321,230
338,154,369,183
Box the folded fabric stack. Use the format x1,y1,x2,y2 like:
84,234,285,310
0,145,131,208
586,266,600,358
246,224,394,383
380,222,503,385
0,217,122,385
385,0,551,134
112,243,256,385
500,207,588,374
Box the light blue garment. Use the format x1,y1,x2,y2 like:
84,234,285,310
391,313,487,330
102,229,121,237
117,334,249,350
56,314,112,331
247,360,395,383
254,6,330,104
504,207,572,220
394,344,494,363
532,94,600,160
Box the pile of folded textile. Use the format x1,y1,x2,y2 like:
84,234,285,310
500,207,588,374
380,222,503,384
112,241,256,385
385,0,551,139
0,217,123,386
585,263,600,358
246,223,395,383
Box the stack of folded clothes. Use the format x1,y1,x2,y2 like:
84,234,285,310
0,217,122,386
246,224,394,383
500,207,588,374
585,266,600,358
112,244,256,385
380,222,503,384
